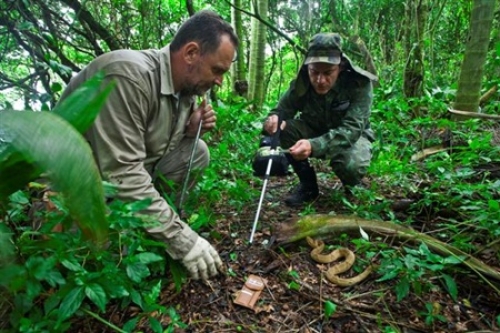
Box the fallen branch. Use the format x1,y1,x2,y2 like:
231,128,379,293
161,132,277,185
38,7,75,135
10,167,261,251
448,109,500,121
410,144,448,162
480,85,498,106
275,214,500,288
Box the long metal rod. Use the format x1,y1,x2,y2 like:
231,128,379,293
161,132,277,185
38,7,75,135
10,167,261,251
249,157,273,243
178,94,207,214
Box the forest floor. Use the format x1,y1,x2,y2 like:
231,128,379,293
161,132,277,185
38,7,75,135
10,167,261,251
78,159,500,333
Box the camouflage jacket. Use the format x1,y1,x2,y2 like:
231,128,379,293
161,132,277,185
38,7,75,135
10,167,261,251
270,66,375,158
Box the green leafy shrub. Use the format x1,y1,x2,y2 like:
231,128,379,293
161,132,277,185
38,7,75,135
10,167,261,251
0,74,186,332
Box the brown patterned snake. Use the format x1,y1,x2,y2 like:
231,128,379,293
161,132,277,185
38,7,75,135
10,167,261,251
306,236,373,287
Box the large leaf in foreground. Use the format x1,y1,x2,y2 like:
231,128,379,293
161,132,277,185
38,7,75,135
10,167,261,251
0,111,108,243
52,71,114,134
0,73,113,198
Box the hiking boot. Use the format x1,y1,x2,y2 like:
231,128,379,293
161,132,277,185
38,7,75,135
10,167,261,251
285,183,319,207
284,157,319,206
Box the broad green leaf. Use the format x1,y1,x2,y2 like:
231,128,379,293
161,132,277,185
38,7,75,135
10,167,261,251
166,256,185,293
488,199,499,212
44,270,66,287
105,282,129,298
376,269,399,282
17,21,34,30
26,279,43,300
441,274,458,301
124,198,153,212
123,317,139,333
395,277,410,301
412,280,422,296
51,82,63,92
44,292,62,315
426,263,445,271
149,317,163,333
52,72,114,134
135,252,164,265
0,264,27,291
61,258,85,272
126,262,150,283
0,110,108,244
0,74,112,200
58,286,85,322
288,281,300,291
26,256,55,281
85,283,108,312
323,300,337,319
144,280,162,305
130,289,144,309
8,190,30,204
443,255,464,265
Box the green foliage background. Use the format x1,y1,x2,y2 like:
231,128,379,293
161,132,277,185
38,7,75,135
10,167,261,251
1,0,500,332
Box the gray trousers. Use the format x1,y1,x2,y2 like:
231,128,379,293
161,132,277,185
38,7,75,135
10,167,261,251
280,119,372,186
152,138,209,199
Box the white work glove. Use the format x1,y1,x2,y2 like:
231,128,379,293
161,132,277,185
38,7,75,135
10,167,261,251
181,236,224,280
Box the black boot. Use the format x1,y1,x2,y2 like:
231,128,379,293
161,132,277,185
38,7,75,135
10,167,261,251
285,159,319,207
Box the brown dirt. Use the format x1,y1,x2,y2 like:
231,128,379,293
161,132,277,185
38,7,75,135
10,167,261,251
77,162,500,333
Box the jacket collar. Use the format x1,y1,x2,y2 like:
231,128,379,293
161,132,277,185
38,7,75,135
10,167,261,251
159,45,175,96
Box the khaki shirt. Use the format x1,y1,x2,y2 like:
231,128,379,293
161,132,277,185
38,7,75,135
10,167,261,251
59,46,197,258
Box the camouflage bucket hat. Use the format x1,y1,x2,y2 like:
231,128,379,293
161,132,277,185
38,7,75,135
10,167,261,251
304,33,343,65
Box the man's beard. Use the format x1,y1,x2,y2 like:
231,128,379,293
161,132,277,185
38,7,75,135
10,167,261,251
181,83,208,97
183,65,210,96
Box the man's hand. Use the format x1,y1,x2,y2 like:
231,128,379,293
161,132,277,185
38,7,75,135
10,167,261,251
181,235,225,280
186,98,217,137
289,139,312,160
264,114,286,135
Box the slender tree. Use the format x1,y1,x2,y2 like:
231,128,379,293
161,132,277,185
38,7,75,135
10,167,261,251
231,0,248,97
453,0,496,114
248,0,268,110
403,0,429,117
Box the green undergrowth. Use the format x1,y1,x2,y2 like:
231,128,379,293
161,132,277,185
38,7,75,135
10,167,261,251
1,81,500,331
0,192,189,333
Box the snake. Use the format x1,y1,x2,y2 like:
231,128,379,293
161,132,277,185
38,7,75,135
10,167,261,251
306,236,373,287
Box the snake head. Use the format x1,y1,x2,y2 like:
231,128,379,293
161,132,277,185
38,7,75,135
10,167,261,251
306,236,324,248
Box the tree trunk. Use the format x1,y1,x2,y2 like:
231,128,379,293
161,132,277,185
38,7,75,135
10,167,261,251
231,0,248,98
403,0,428,118
248,0,268,110
452,0,496,116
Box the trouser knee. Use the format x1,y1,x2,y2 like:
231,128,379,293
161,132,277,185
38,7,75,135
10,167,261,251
154,139,209,186
329,137,372,187
330,160,367,187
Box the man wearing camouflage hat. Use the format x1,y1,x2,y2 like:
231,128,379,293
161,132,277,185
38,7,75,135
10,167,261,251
263,32,377,206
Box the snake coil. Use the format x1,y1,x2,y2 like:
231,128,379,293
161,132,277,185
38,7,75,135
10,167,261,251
306,236,373,287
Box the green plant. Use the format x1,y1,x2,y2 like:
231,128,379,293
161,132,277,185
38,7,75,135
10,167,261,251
323,300,337,320
287,269,301,291
298,204,316,216
376,242,461,302
0,73,188,332
418,302,447,326
0,196,181,332
0,73,113,244
340,187,392,220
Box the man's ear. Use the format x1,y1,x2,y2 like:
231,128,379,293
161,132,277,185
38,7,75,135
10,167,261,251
183,42,201,64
